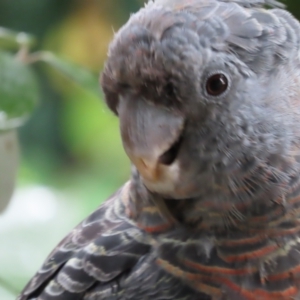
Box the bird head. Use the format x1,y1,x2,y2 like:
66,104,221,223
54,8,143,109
101,0,300,205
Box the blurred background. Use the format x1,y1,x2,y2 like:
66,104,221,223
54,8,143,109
0,0,299,298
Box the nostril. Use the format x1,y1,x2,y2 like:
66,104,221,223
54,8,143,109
158,135,183,165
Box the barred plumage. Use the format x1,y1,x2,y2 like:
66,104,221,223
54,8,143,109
19,0,300,299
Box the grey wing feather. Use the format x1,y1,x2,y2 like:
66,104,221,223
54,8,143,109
84,254,210,300
18,186,151,300
18,183,207,300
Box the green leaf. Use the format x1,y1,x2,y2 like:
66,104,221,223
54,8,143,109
0,51,39,130
40,52,100,97
0,27,36,50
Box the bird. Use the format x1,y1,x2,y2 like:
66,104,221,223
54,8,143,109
18,0,300,299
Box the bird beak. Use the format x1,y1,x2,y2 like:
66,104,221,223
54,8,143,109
118,97,184,182
131,156,159,182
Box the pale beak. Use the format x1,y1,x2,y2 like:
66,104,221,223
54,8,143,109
118,97,184,183
130,156,159,182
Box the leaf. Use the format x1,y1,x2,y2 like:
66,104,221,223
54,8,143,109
0,27,36,50
0,51,39,130
40,52,101,97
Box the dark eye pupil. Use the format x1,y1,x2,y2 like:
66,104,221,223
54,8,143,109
206,74,228,96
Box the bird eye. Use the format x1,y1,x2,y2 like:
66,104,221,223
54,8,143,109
205,73,228,96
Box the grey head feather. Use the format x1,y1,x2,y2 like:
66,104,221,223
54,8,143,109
102,0,300,206
152,0,285,9
220,0,285,8
129,0,296,75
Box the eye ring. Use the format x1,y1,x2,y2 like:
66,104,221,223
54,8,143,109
205,72,229,97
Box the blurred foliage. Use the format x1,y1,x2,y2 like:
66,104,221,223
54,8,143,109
0,0,139,186
0,27,36,49
0,50,38,129
0,0,299,298
0,0,141,296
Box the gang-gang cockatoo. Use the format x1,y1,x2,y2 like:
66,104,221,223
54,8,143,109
18,0,300,299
